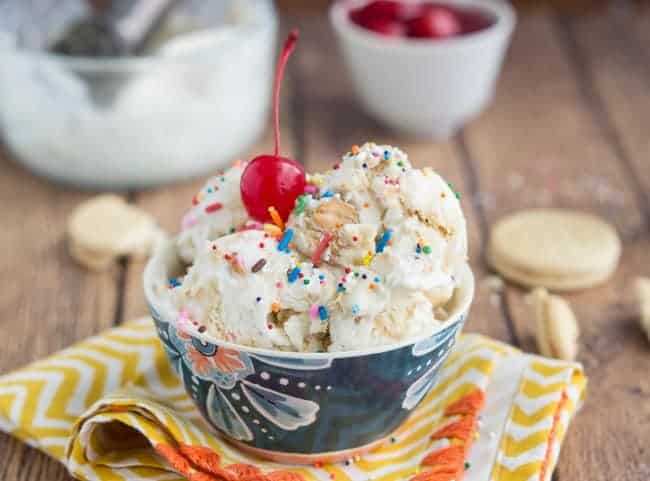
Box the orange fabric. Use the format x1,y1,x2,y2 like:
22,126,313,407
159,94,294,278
191,472,223,481
430,415,476,442
411,390,486,481
538,390,568,481
179,444,223,474
444,389,485,417
226,463,264,480
155,443,306,481
411,468,459,481
421,445,465,467
156,444,194,474
266,472,308,481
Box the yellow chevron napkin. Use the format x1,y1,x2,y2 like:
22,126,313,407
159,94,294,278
0,318,586,481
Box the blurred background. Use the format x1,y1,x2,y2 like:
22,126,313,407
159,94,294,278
1,0,648,190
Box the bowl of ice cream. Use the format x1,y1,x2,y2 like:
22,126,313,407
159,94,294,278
330,0,515,139
144,142,474,463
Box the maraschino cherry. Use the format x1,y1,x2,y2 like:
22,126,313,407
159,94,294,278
407,5,461,38
240,30,306,223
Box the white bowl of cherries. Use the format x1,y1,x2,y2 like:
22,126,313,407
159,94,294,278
330,0,516,139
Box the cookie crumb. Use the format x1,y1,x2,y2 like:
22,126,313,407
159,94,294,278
531,288,579,361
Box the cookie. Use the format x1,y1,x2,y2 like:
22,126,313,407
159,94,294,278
488,209,621,291
67,195,163,271
530,288,579,361
636,277,650,342
67,240,115,272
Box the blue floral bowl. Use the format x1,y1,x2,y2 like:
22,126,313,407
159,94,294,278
144,239,474,463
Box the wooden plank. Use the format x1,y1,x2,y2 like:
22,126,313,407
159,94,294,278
0,151,120,480
560,4,650,215
292,14,511,341
462,8,650,480
463,11,644,239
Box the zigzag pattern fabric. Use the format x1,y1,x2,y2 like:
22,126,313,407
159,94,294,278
0,318,586,481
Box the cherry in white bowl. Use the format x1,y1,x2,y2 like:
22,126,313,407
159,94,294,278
331,0,516,139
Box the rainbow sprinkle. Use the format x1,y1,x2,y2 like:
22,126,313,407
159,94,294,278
168,277,181,288
312,232,333,266
205,202,223,213
277,229,294,252
309,303,319,320
352,305,360,315
287,267,301,283
251,258,266,273
318,305,328,321
264,223,283,238
268,206,285,230
321,190,333,198
294,195,308,215
376,230,392,253
362,252,373,266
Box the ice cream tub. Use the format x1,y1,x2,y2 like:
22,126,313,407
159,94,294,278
144,237,474,463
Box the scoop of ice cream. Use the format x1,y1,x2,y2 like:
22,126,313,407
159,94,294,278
177,163,250,263
170,229,341,351
287,143,467,307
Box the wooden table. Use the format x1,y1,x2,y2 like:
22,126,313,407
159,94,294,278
1,4,649,480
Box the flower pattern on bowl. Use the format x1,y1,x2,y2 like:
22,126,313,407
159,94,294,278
155,311,322,442
151,301,467,455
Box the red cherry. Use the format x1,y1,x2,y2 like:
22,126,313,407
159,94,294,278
240,30,306,223
350,1,400,23
407,6,462,39
240,155,305,223
361,17,407,36
350,1,422,27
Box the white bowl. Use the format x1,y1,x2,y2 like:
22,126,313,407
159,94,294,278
0,0,276,189
330,0,516,139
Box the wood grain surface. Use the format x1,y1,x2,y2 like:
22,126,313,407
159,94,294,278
1,5,649,481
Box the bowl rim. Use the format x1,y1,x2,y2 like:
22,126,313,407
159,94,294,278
0,0,277,71
330,0,516,53
144,236,475,360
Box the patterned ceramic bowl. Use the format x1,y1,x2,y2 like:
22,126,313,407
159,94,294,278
144,239,474,463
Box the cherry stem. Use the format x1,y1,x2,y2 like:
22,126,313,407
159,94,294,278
272,30,299,158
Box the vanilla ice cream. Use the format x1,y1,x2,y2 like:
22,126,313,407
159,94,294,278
168,142,468,352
